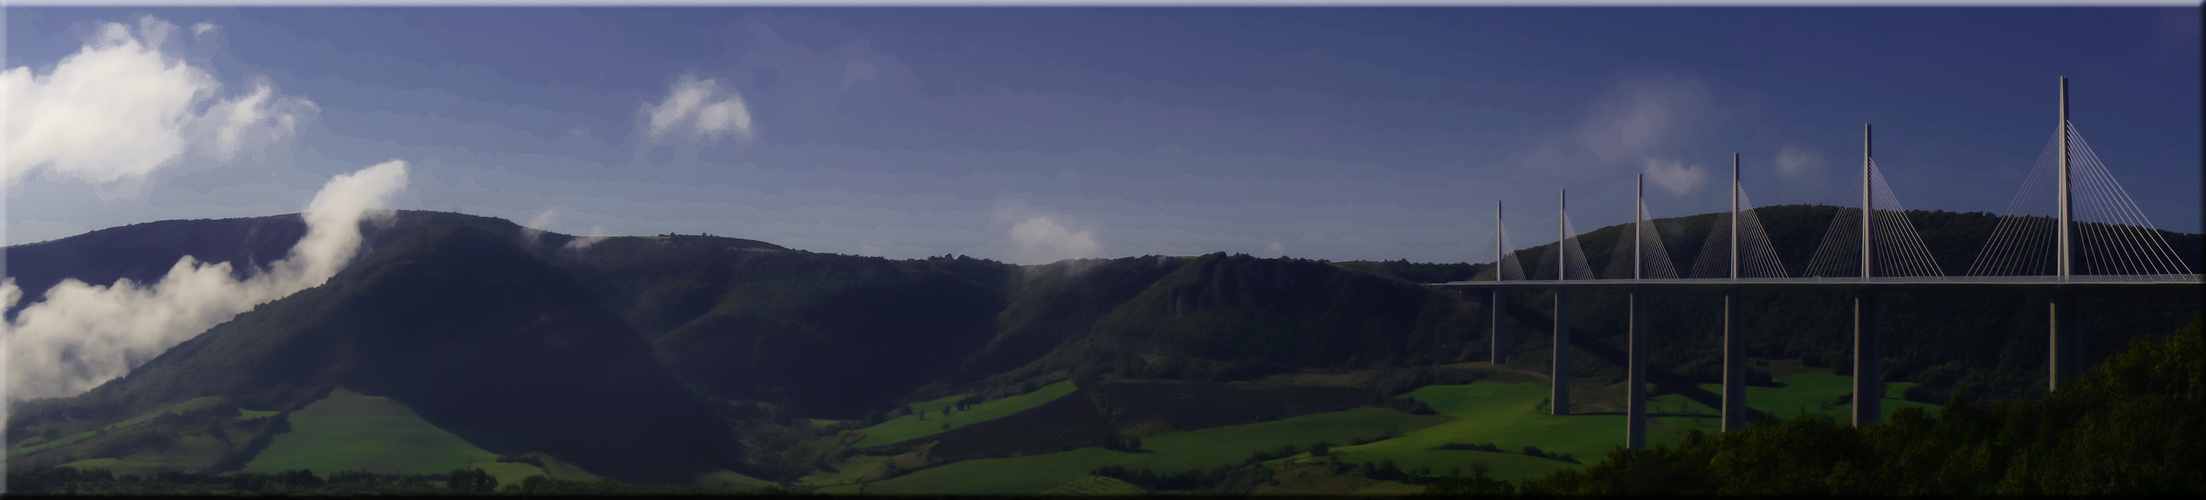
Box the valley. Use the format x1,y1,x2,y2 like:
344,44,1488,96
3,207,2195,494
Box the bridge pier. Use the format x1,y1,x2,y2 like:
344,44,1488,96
2049,296,2076,391
1852,293,1881,427
1722,292,1745,432
1492,290,1507,364
1626,291,1647,449
1552,291,1570,415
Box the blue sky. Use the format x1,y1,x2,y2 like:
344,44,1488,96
5,7,2199,264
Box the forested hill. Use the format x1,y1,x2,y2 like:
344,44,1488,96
4,206,2198,483
8,225,742,484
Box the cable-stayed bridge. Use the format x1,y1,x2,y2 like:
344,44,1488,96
1438,78,2201,449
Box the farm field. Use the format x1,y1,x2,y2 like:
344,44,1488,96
1734,371,1939,422
798,455,892,487
692,469,774,489
58,434,232,476
1038,475,1147,495
11,396,225,458
236,409,281,421
242,388,545,485
853,381,1078,448
826,368,1947,495
1327,382,1637,476
835,406,1446,495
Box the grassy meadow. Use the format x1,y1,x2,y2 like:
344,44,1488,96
823,406,1446,494
852,380,1078,448
13,396,224,458
241,388,545,485
823,363,1942,495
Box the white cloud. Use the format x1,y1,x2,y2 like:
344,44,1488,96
995,204,1105,265
1575,74,1712,163
1264,240,1287,258
562,226,609,254
839,60,878,91
3,16,314,185
640,74,755,143
1774,145,1828,191
519,208,560,246
192,78,318,163
1642,157,1709,196
4,160,409,400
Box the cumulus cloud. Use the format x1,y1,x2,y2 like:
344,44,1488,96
192,78,318,163
839,60,878,91
640,74,755,143
1264,241,1288,258
4,160,409,400
1576,74,1713,163
1774,145,1828,191
993,204,1105,265
1642,157,1709,196
3,15,314,185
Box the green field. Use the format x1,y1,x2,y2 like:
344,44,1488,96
693,469,775,489
1039,475,1148,495
852,380,1079,448
799,455,892,487
11,396,225,458
841,406,1447,495
236,409,282,421
59,433,233,476
243,388,545,486
833,368,1946,495
1735,372,1940,422
1284,371,1944,485
1338,382,1640,476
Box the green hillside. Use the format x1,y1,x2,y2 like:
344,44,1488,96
854,380,1078,448
842,406,1447,495
244,388,545,486
6,225,739,485
6,206,2196,494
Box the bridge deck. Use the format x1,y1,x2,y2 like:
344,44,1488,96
1433,275,2204,289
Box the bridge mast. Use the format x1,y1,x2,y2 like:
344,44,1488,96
1863,123,1873,280
2058,76,2071,280
1493,201,1506,364
1553,189,1571,416
2051,77,2075,391
1723,154,1745,433
1854,123,1882,427
1627,175,1647,449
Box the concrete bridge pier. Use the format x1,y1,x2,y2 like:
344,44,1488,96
1626,290,1647,449
1852,293,1881,427
1721,292,1745,432
2049,295,2076,391
1492,290,1507,364
1552,291,1570,415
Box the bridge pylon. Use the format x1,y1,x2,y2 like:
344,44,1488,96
2050,76,2073,392
1722,153,1746,433
1552,189,1571,416
1853,123,1882,428
1493,201,1507,365
1626,175,1647,450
